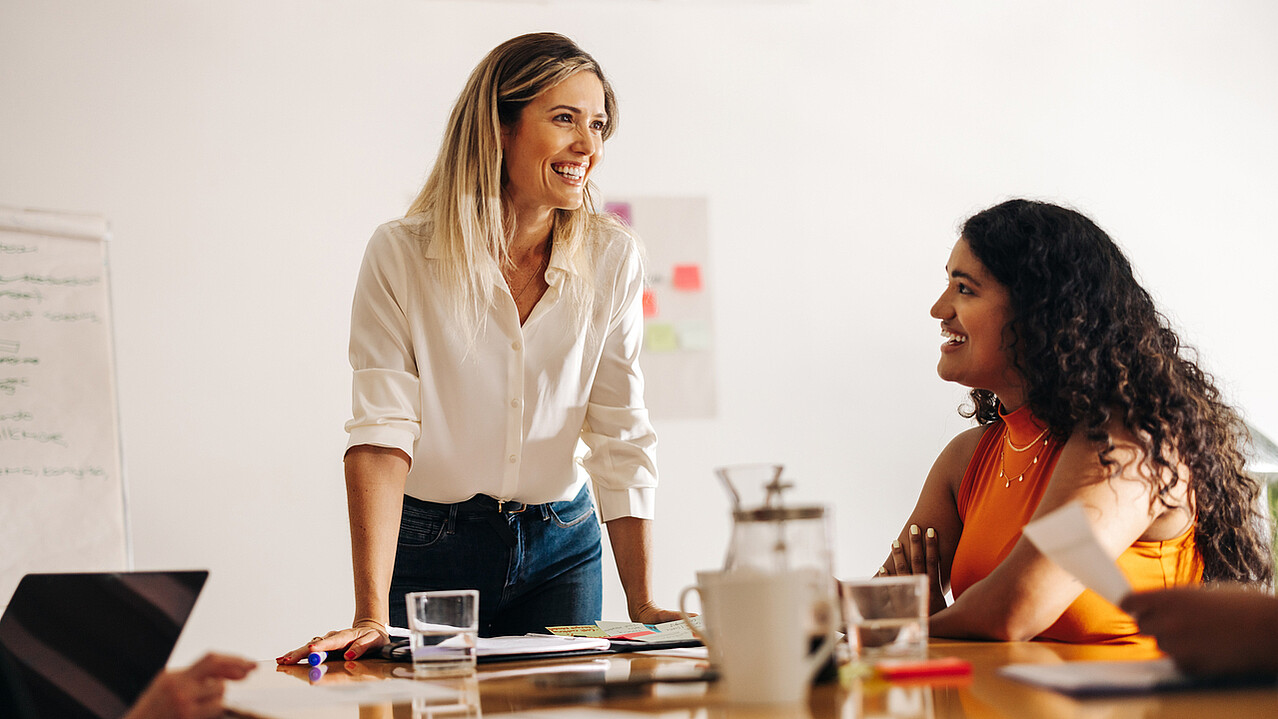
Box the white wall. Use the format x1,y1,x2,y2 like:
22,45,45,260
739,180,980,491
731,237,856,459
2,0,1275,665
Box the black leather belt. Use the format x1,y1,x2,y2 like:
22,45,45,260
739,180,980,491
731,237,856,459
445,494,551,548
453,494,543,515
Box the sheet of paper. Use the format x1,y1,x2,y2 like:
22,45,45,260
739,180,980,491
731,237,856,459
1021,502,1132,606
478,635,610,656
633,616,703,642
549,619,704,642
999,658,1188,695
595,620,652,636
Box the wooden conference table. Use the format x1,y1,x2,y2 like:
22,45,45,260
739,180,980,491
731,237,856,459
230,640,1278,718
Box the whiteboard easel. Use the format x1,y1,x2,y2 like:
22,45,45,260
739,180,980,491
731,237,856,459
0,207,129,605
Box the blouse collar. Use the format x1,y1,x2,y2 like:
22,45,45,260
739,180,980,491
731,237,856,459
999,403,1049,445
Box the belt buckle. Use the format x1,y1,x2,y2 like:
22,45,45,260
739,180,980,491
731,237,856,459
497,499,527,514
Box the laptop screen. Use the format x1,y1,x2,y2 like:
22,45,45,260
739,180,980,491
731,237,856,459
0,571,207,719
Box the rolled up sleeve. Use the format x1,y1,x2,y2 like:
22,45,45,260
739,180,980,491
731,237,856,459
344,228,423,459
580,241,658,521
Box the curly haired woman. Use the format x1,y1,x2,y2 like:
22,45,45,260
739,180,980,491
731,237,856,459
882,198,1272,645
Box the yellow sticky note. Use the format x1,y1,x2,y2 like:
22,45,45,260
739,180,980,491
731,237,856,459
545,624,609,638
645,322,679,352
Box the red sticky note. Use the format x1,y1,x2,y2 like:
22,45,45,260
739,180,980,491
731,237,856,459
605,201,632,226
875,657,972,681
642,289,658,318
672,264,702,291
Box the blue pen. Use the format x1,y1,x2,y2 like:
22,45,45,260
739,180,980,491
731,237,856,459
307,648,351,665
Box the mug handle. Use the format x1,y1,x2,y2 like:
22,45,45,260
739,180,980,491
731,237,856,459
677,584,709,647
803,596,840,682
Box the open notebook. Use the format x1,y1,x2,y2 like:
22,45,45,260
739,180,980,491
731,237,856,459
0,571,207,719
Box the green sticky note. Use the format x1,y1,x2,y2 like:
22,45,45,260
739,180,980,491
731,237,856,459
645,322,679,352
677,320,711,351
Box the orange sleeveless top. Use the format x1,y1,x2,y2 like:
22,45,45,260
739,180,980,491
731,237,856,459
951,406,1202,644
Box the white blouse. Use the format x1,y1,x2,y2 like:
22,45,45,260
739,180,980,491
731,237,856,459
344,215,658,522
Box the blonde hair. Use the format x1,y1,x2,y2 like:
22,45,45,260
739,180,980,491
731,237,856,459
407,32,622,338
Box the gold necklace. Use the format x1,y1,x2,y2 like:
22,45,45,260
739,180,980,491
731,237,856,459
507,247,550,305
1005,425,1048,452
999,426,1049,488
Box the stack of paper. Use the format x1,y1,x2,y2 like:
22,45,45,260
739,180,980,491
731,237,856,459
546,617,704,643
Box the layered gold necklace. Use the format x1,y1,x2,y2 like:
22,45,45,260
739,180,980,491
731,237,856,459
999,425,1049,488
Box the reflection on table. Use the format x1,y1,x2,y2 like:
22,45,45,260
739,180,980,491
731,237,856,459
229,639,1278,719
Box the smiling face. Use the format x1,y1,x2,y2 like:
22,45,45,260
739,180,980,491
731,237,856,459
500,70,607,221
930,238,1024,406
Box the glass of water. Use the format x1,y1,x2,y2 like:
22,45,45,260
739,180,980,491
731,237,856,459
840,575,928,664
406,590,479,677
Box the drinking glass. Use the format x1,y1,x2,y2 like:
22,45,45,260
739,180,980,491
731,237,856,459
841,575,928,663
406,590,479,677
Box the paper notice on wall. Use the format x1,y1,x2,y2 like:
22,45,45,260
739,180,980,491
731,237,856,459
604,197,716,419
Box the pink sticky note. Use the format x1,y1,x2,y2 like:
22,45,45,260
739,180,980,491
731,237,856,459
672,264,702,291
642,289,658,318
605,201,632,226
610,630,656,640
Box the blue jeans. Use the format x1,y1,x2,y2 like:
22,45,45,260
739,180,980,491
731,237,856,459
387,485,603,637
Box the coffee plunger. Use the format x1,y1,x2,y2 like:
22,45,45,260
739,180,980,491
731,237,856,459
715,463,833,576
715,464,840,682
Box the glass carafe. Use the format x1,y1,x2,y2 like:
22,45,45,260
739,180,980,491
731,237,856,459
715,464,838,681
716,463,833,576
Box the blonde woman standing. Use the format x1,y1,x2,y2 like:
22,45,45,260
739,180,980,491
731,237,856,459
280,33,675,663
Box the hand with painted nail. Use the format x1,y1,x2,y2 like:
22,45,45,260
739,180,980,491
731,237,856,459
881,524,947,613
276,620,389,666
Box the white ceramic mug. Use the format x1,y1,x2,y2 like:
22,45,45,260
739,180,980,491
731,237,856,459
679,568,837,705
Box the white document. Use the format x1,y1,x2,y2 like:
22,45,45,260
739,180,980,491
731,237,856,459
1021,501,1132,606
999,658,1189,695
595,620,650,635
593,617,703,642
479,635,610,656
633,616,704,643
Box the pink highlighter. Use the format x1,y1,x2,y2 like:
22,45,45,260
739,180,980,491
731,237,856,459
875,657,973,681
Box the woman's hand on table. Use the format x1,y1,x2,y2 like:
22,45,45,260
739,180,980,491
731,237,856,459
882,524,948,614
276,620,390,665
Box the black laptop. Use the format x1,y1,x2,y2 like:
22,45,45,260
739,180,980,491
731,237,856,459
0,571,208,719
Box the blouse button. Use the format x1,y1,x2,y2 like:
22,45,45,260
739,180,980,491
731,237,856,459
512,341,522,351
508,454,518,464
511,399,520,408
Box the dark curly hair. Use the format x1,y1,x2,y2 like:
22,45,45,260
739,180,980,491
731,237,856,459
959,199,1272,584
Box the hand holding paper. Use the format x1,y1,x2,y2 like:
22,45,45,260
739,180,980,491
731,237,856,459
1021,502,1132,606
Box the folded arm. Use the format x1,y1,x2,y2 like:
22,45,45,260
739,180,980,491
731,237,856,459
928,422,1168,640
881,426,982,611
